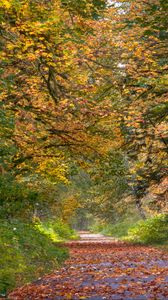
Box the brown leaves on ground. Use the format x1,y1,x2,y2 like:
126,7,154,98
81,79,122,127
9,238,168,300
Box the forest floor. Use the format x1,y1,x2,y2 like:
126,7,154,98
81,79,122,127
9,232,168,300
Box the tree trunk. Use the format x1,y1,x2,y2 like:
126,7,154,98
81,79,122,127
0,165,5,175
135,197,146,220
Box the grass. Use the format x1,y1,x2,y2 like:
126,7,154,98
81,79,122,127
0,219,77,296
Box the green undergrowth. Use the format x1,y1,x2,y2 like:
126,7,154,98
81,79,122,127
0,219,71,297
125,214,168,245
35,219,79,242
90,219,138,238
101,221,135,238
92,214,168,246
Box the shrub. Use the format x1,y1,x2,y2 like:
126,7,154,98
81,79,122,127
52,220,76,239
36,219,78,241
101,221,134,238
127,214,168,244
90,220,137,238
0,220,69,296
0,175,39,219
89,221,105,233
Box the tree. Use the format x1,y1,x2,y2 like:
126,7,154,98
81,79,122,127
0,0,111,176
84,0,168,217
0,0,115,221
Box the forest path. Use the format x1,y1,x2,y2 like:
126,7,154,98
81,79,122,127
9,232,168,300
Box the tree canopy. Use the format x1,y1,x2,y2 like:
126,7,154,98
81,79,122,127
0,0,167,226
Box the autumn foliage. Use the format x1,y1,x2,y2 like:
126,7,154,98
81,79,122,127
0,0,167,296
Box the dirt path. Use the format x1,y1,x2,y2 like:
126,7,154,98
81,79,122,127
9,232,168,299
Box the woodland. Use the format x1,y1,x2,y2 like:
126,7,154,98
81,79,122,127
0,0,168,298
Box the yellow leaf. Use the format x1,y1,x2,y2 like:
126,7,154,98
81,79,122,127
0,0,11,9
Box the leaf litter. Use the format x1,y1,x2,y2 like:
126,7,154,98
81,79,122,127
9,238,168,300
